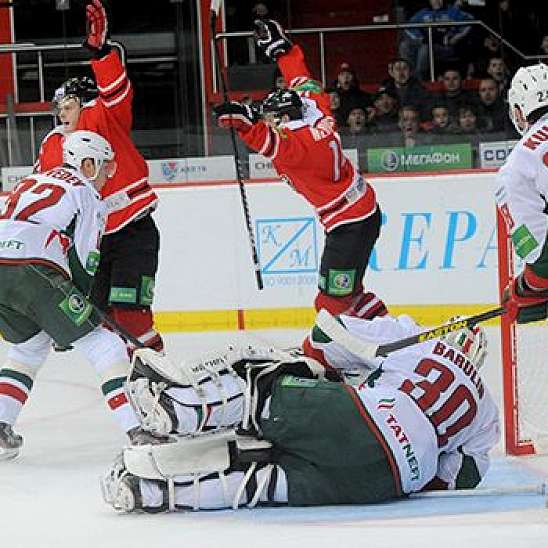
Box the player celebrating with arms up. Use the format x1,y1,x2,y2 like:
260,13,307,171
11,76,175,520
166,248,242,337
496,63,548,322
36,0,162,353
0,131,158,460
215,20,386,321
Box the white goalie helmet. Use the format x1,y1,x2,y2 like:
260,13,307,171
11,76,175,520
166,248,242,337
62,130,114,180
508,63,548,135
442,316,488,370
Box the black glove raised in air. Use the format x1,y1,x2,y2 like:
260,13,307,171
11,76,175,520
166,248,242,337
253,19,292,61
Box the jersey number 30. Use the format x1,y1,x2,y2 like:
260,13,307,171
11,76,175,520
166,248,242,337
399,358,477,447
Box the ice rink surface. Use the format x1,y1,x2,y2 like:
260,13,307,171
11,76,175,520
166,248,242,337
1,328,547,548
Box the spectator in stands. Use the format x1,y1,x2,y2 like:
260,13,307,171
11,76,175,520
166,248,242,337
382,58,432,120
468,34,502,78
398,105,433,147
369,87,400,132
429,103,453,134
452,104,481,134
326,89,346,127
399,0,474,80
475,76,507,132
333,62,372,118
345,107,371,136
436,67,475,118
486,56,511,95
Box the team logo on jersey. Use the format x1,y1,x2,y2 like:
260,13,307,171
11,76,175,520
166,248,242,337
328,269,355,296
377,398,395,411
140,276,155,306
86,251,100,274
59,289,93,326
161,161,179,182
512,224,539,259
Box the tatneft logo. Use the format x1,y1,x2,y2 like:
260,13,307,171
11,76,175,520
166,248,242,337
0,239,24,250
377,401,421,482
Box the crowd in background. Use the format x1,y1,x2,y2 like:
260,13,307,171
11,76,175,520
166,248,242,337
226,0,548,168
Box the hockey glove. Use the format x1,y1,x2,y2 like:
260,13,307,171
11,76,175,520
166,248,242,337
83,0,111,58
502,272,548,324
253,19,292,61
214,102,259,132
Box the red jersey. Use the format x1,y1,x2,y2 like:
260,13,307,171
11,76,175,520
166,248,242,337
36,51,157,234
239,45,377,232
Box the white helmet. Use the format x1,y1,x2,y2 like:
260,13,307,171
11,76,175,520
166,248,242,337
63,130,114,180
508,63,548,135
442,316,488,370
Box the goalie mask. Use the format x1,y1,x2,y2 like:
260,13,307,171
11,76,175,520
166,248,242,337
261,89,303,123
442,317,488,370
52,76,98,111
508,63,548,135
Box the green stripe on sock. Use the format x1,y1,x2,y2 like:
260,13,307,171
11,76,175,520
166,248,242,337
0,368,33,391
101,377,125,396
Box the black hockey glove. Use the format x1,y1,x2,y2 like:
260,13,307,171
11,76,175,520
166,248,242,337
253,19,292,61
214,102,260,131
83,0,111,58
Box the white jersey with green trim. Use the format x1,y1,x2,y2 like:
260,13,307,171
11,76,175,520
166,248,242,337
0,166,106,279
496,113,548,264
317,314,500,491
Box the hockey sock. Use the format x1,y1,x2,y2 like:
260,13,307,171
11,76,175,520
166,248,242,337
0,332,51,424
110,307,164,353
73,326,140,432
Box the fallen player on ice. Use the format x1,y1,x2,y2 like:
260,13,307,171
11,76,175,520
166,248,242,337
100,311,499,512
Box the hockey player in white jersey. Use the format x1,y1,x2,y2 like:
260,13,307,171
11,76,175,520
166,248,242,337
496,63,548,323
0,131,150,460
100,311,499,512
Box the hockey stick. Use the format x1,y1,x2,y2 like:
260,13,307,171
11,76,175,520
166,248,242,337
92,304,146,350
409,482,546,499
210,0,263,290
315,306,506,361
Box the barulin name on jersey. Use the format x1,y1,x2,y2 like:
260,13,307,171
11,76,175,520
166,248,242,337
432,341,484,399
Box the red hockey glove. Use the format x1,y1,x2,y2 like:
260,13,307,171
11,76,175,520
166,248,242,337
254,19,292,61
214,102,259,132
502,273,548,324
83,0,110,57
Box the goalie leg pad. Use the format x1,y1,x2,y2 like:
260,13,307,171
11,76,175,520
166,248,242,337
123,430,236,479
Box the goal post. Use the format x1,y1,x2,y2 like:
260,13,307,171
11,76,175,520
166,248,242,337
496,207,548,456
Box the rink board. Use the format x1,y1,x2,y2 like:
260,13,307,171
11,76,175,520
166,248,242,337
0,170,500,330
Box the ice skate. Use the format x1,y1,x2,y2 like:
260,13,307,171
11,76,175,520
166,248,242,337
100,454,141,512
0,422,23,461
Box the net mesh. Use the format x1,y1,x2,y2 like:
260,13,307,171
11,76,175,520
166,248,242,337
514,322,548,454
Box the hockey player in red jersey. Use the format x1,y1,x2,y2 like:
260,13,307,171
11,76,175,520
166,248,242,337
214,20,386,322
36,0,163,353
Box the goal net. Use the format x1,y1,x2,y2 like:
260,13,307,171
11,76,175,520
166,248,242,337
497,208,548,455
